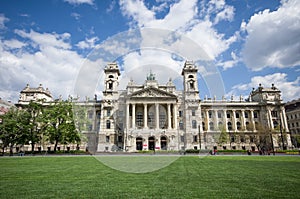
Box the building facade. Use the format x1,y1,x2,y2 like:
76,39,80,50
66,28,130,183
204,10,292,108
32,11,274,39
92,62,292,152
285,99,300,148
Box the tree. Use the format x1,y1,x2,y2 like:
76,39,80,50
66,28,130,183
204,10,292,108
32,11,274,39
216,124,228,147
253,123,273,154
44,100,81,151
0,108,30,155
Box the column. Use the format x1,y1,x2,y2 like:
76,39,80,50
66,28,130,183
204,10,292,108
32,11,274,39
214,110,218,130
241,110,246,130
205,110,210,131
173,104,177,129
232,110,237,132
281,107,288,131
132,103,136,129
167,103,171,129
155,103,159,129
268,109,274,129
126,103,129,130
144,103,148,129
223,110,228,131
250,110,256,130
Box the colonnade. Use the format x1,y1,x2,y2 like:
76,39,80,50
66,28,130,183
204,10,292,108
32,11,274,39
126,102,177,130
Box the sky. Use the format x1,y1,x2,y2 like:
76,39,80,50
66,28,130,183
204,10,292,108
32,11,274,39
0,0,299,103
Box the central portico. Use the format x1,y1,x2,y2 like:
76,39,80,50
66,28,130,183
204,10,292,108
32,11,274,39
125,72,179,151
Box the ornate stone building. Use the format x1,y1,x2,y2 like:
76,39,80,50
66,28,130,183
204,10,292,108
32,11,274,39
18,84,53,104
285,99,300,148
92,62,292,152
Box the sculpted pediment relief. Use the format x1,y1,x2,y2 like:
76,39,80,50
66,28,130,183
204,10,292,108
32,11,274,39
130,87,176,99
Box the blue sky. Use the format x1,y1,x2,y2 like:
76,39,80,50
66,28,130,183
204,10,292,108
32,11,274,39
0,0,299,103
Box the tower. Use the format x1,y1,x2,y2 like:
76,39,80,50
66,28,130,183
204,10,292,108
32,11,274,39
103,62,121,97
181,61,199,100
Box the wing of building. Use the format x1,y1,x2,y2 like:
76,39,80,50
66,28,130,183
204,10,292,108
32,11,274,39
76,61,291,153
16,62,293,153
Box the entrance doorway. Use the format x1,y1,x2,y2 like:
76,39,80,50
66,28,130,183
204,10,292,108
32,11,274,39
148,136,155,150
136,137,143,150
161,136,167,150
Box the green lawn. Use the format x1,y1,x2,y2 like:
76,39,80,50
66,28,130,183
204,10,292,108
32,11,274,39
0,155,299,198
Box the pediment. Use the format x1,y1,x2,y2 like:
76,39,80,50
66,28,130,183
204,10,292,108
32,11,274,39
130,87,177,99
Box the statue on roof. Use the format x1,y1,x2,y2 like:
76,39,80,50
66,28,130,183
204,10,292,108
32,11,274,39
147,70,156,80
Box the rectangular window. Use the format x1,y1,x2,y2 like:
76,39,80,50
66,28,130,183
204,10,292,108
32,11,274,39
209,111,212,118
88,111,93,119
218,111,222,118
244,112,248,118
193,135,197,142
106,136,110,143
107,108,111,117
254,111,258,118
271,111,278,117
180,136,185,142
192,120,197,129
179,110,183,117
227,112,231,118
179,121,184,130
192,109,195,116
118,136,122,142
235,112,240,118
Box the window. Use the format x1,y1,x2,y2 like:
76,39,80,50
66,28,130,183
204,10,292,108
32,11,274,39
271,111,278,117
236,122,241,130
254,111,258,118
209,122,214,131
180,136,185,142
148,112,154,128
209,111,212,118
88,124,93,131
136,112,143,127
227,122,232,131
192,120,197,129
227,112,231,118
118,111,123,117
244,112,249,118
97,111,101,119
246,122,250,130
108,82,113,89
106,136,110,143
107,108,111,117
118,136,123,142
88,111,93,119
108,75,114,78
218,122,223,128
179,110,183,117
235,112,240,118
179,120,184,130
193,135,198,142
240,135,245,143
230,135,235,143
273,120,279,128
218,111,222,118
192,109,195,116
159,112,166,129
106,120,111,129
250,135,254,143
202,122,206,131
189,81,194,89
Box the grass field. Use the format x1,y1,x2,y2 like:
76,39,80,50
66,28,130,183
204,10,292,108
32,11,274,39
0,155,299,198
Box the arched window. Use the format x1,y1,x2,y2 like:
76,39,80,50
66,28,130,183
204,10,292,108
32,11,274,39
108,75,114,78
227,122,232,131
188,75,194,78
108,82,113,89
189,81,194,89
218,122,223,129
106,120,111,129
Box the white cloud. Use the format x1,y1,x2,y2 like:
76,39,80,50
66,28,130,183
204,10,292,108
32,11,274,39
229,73,300,102
0,30,90,102
242,0,300,71
76,36,99,49
71,12,81,20
0,14,9,29
15,29,71,49
64,0,94,5
119,0,236,60
3,39,27,49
